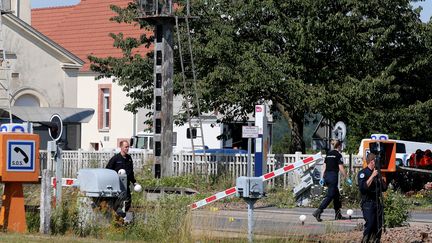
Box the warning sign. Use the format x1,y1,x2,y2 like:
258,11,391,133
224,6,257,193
242,126,259,138
7,140,35,172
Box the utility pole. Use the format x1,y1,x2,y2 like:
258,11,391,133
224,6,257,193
137,0,174,177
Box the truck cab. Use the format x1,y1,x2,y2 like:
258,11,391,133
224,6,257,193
130,132,178,152
130,132,154,150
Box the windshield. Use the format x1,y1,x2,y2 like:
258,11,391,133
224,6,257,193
136,136,154,149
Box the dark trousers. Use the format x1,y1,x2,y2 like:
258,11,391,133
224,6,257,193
319,171,341,211
125,189,132,212
362,201,383,243
115,189,132,217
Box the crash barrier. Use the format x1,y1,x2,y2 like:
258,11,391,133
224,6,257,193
38,150,363,179
191,153,323,209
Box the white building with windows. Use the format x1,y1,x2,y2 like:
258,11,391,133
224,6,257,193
0,1,94,149
32,0,148,150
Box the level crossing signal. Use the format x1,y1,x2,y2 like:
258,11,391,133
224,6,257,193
48,114,63,141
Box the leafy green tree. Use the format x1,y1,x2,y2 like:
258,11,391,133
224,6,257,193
89,0,432,153
272,134,292,154
189,0,432,152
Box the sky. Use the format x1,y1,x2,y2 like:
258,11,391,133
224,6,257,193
412,1,432,22
31,0,432,22
31,0,80,8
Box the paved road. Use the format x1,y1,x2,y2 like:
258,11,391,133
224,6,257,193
192,207,432,237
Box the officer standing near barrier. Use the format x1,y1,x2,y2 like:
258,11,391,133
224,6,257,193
313,139,351,222
106,140,137,214
358,153,387,243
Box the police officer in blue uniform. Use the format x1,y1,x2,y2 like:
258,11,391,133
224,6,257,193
106,140,137,214
358,152,387,243
313,139,350,222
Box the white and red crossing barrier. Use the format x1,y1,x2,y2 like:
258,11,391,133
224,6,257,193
51,177,77,187
190,153,322,210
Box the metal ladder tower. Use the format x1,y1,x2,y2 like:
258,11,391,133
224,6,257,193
0,1,13,123
175,1,208,174
137,0,176,178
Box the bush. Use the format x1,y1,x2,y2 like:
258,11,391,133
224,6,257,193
26,211,40,233
262,187,296,208
139,174,207,190
50,200,78,235
105,195,193,242
340,173,361,208
384,190,410,228
405,189,432,210
309,174,360,209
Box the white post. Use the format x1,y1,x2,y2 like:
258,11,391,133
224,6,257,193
295,151,302,162
78,149,82,170
47,149,53,172
179,151,183,176
55,145,63,207
247,200,255,243
40,169,51,234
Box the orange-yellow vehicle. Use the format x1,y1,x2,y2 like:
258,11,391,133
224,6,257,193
360,138,432,191
361,139,397,176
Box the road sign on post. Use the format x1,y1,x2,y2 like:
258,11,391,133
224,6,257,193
243,125,259,177
242,126,259,138
7,140,35,172
0,132,40,233
254,105,269,177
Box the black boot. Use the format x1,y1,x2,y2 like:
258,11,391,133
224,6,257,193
335,209,346,220
312,209,323,222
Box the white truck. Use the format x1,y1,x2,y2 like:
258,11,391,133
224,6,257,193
130,120,223,152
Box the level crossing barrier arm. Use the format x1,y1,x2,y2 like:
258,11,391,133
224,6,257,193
190,153,323,210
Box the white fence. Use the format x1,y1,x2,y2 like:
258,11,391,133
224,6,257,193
41,150,363,185
41,150,153,178
172,151,363,187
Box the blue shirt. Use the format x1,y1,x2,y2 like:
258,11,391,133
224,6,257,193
358,167,387,202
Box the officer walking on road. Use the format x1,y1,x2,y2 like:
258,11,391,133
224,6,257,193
358,152,387,243
313,139,351,222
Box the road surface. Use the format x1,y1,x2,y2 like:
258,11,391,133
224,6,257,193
192,207,432,238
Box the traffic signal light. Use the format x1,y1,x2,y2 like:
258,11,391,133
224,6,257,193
48,114,63,141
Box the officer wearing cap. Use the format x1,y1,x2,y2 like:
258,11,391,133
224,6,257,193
313,139,351,222
358,152,387,243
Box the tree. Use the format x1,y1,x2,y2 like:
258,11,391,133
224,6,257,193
90,0,432,153
189,0,432,152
